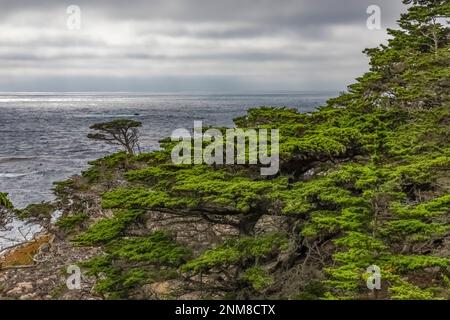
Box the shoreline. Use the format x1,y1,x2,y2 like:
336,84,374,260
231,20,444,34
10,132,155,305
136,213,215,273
0,233,54,269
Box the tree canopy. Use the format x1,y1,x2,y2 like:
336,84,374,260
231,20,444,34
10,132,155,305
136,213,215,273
87,119,142,156
49,0,450,300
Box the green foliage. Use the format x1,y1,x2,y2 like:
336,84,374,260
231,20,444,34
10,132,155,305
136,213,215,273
380,219,450,242
126,165,177,183
81,152,131,183
279,165,372,216
386,255,450,272
81,232,187,298
90,119,142,130
389,281,437,300
280,127,363,159
107,231,190,266
74,210,143,245
53,179,76,199
0,192,13,209
301,207,368,237
89,152,129,169
324,232,387,297
392,195,450,217
56,0,450,299
388,156,450,188
295,280,327,300
88,119,142,155
233,107,306,128
182,233,289,273
82,255,113,276
17,202,55,220
241,267,273,290
324,264,364,294
106,166,287,213
56,213,88,231
82,254,147,299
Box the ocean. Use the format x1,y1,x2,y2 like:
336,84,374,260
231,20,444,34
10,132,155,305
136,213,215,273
0,92,335,250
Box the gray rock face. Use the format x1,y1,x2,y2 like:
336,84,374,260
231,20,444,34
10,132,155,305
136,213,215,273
0,238,102,300
142,211,239,254
254,215,289,236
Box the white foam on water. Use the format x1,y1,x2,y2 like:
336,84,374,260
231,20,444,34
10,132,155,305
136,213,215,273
0,218,43,253
0,172,38,178
0,209,64,253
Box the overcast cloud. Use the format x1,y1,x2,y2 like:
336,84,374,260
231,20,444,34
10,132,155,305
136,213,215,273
0,0,406,92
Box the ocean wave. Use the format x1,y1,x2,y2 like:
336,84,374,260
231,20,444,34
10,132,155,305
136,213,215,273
73,114,141,118
0,172,38,178
0,156,34,164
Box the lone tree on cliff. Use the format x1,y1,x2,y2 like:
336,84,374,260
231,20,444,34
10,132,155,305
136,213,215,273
87,119,142,156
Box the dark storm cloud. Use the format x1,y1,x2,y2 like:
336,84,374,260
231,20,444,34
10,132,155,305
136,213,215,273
0,0,403,28
0,0,406,92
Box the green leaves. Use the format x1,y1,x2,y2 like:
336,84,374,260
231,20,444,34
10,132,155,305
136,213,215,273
88,119,142,155
242,267,274,290
0,192,13,209
108,232,190,266
56,213,88,231
380,219,450,242
81,232,186,299
106,166,284,214
89,119,142,131
279,164,373,216
392,195,450,217
64,0,450,299
74,210,143,246
182,233,288,274
386,255,450,272
389,281,437,300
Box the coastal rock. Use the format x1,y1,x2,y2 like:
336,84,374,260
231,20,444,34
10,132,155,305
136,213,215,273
0,235,102,300
142,280,182,299
19,293,37,300
254,215,289,235
6,282,34,296
179,291,203,300
142,211,238,254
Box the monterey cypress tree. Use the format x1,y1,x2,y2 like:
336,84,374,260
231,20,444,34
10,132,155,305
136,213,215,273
69,0,450,299
393,0,450,55
15,0,449,300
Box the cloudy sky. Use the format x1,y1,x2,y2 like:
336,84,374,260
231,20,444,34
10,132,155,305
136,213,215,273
0,0,406,92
